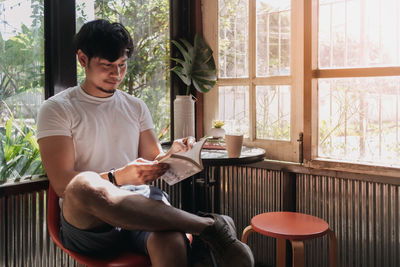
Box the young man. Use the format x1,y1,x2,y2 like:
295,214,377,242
37,19,254,267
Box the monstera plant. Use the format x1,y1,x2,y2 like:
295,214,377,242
171,34,217,95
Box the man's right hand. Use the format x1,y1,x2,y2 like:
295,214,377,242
115,158,169,185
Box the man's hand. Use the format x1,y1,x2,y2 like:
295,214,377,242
154,136,196,162
115,158,169,185
166,136,196,156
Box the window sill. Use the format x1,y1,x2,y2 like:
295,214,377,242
0,175,48,196
246,158,400,185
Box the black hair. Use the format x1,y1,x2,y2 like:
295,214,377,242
74,19,134,62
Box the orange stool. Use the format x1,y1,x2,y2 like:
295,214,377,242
241,212,337,267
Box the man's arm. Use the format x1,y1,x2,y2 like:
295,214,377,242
38,136,81,197
138,129,164,160
39,134,170,196
39,136,118,196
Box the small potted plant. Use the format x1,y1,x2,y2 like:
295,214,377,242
171,34,217,139
209,120,225,138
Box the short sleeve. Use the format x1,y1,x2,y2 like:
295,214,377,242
36,99,72,140
139,100,155,132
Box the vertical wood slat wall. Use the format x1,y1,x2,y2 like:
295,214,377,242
0,190,78,267
216,166,400,267
0,180,181,267
1,169,400,267
297,174,400,267
217,166,286,267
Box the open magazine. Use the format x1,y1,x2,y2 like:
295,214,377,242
158,138,207,185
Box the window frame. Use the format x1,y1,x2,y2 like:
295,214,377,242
202,0,303,162
203,0,400,176
304,0,400,176
44,0,77,99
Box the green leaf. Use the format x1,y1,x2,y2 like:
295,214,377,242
171,40,192,66
171,66,191,85
24,131,39,150
5,118,13,141
0,114,44,181
170,57,185,65
193,69,217,81
171,34,217,94
193,78,216,93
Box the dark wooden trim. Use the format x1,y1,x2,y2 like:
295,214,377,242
195,93,204,139
44,0,77,99
282,171,296,212
194,0,204,139
170,0,201,140
248,159,400,185
0,176,49,197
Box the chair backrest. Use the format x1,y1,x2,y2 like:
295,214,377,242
47,184,64,248
47,184,152,267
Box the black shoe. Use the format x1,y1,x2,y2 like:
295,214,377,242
191,236,217,267
198,213,255,267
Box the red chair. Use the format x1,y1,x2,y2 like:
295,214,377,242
47,184,152,267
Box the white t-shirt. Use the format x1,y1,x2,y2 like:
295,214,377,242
37,85,154,173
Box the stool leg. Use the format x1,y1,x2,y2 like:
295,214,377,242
327,228,338,267
276,238,286,267
290,240,304,267
241,225,254,243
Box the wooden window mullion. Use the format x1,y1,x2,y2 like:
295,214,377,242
249,0,256,141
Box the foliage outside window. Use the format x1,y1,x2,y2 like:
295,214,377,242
76,0,170,141
317,0,400,167
217,0,291,140
206,0,400,168
0,0,45,181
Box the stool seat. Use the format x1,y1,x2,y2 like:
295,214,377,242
251,211,329,241
242,212,337,267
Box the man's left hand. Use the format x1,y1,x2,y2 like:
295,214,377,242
168,136,196,155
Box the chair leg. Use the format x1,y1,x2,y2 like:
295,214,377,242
290,240,304,267
327,228,338,267
241,225,254,243
276,238,286,267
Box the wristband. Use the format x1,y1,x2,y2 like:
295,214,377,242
107,168,118,185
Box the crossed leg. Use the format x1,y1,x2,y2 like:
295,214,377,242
61,172,213,267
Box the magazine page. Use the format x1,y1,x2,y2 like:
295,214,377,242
159,138,207,185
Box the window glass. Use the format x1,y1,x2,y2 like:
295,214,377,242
256,85,290,140
216,0,293,143
218,0,249,78
318,77,400,166
319,0,400,68
218,86,249,137
76,0,170,141
0,0,45,180
256,0,290,76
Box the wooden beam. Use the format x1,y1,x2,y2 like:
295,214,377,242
313,67,400,78
44,0,77,99
194,0,204,139
303,0,314,161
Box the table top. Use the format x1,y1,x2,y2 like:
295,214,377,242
251,212,329,241
201,146,266,166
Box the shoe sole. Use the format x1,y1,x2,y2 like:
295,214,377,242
221,215,237,238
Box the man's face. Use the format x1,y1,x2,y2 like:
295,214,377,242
79,50,128,96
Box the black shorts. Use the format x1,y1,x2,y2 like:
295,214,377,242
59,185,170,256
